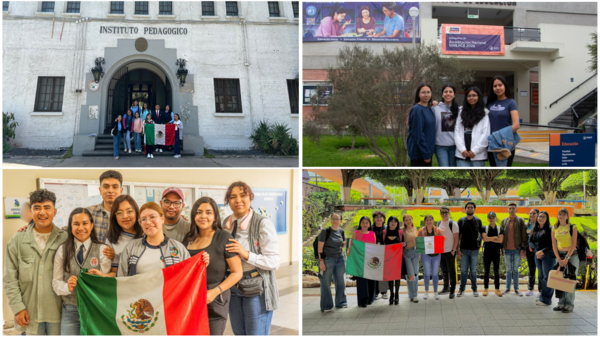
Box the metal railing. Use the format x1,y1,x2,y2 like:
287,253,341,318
520,123,582,132
549,73,597,108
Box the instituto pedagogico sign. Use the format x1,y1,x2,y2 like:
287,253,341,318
100,26,188,35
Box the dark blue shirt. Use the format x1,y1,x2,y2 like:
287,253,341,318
407,104,436,160
487,98,518,133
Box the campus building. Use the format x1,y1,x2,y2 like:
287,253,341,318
3,1,299,155
303,2,597,130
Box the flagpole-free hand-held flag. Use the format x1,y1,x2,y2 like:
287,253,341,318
76,252,210,335
346,239,403,282
144,124,176,146
416,236,445,255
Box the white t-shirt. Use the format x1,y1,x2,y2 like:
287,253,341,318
106,232,136,269
135,246,166,275
33,228,51,252
437,219,459,253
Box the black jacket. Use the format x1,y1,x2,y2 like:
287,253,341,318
150,110,163,124
111,120,124,136
160,110,172,124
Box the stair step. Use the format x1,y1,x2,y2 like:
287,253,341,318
82,150,196,157
520,138,549,143
519,130,569,134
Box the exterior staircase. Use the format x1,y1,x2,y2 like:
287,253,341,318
549,88,597,128
82,134,195,157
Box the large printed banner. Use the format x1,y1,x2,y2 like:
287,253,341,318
441,24,505,55
303,2,420,43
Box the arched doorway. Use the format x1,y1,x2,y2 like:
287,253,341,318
104,63,172,133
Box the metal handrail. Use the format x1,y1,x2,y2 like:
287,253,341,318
549,73,597,108
520,123,581,131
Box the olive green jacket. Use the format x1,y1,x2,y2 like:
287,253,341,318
501,216,528,250
3,224,67,334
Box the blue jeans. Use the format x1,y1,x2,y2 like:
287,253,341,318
133,132,141,151
60,303,80,335
404,247,419,299
319,256,347,311
558,250,579,307
504,249,522,291
435,145,456,167
421,254,441,292
535,252,557,305
229,272,273,335
460,249,479,291
123,130,131,150
175,130,181,155
27,322,61,335
113,133,121,157
457,159,485,167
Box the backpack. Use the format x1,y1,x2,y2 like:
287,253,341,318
458,217,482,249
568,224,592,266
313,228,345,259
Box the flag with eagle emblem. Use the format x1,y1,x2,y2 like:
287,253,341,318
144,124,176,146
346,239,403,281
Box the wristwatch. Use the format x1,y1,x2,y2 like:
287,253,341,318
451,250,456,254
565,255,571,260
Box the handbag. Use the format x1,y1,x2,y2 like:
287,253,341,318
547,267,577,293
231,218,265,297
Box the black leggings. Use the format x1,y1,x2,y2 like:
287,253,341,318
388,280,401,295
357,277,375,306
483,251,501,290
526,248,542,292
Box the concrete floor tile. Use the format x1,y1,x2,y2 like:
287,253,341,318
443,327,464,335
404,328,425,335
463,326,485,335
425,327,446,335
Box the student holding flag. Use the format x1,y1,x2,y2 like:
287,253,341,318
481,212,504,297
384,216,403,305
372,211,388,300
416,215,443,300
51,208,112,335
352,216,376,308
402,214,419,303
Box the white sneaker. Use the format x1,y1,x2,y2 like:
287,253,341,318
434,292,440,300
150,154,154,158
323,309,333,313
159,149,163,152
128,149,131,153
147,154,150,158
173,155,178,158
382,293,388,299
423,292,429,300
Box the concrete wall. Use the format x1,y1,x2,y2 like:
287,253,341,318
3,1,299,150
2,168,300,321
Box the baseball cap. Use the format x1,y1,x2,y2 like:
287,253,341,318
487,211,497,218
162,187,184,200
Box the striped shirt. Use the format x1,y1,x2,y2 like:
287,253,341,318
86,203,110,242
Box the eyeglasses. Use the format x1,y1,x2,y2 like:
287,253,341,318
162,200,182,207
440,211,449,215
139,215,159,224
115,210,135,218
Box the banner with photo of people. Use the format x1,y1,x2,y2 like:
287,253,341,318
303,2,420,43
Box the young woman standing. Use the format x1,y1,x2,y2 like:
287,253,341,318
487,75,520,166
454,87,490,167
143,113,155,158
352,216,375,307
372,211,388,300
132,111,143,153
317,213,347,312
384,216,403,305
111,115,123,160
407,84,436,167
173,113,184,158
531,211,556,306
434,84,460,167
526,208,542,297
417,215,443,300
403,215,419,302
551,208,578,313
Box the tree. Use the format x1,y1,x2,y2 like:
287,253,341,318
370,170,414,203
405,170,435,205
491,171,530,200
316,44,473,166
429,170,472,198
587,32,597,73
517,180,544,200
468,170,503,204
340,170,370,202
513,170,576,205
562,170,597,208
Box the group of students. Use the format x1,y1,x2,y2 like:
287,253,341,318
111,101,184,160
407,75,520,167
4,170,281,336
317,203,584,314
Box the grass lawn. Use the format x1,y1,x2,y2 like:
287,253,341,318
303,135,548,167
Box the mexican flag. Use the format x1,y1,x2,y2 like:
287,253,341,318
346,239,402,281
76,253,209,335
145,124,176,146
416,236,445,254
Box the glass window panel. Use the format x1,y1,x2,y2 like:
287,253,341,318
66,1,80,13
159,1,172,15
135,1,148,14
3,2,9,11
202,1,214,16
268,2,279,17
41,1,54,12
226,2,237,16
111,1,124,14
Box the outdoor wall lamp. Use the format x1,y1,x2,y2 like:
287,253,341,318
176,58,188,87
90,57,105,83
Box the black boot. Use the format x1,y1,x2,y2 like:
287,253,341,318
439,287,450,295
389,290,394,305
394,293,399,305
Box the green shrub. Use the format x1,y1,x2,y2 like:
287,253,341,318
3,112,19,152
313,182,362,203
250,120,299,155
302,191,340,240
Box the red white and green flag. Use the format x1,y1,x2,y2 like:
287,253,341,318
416,236,445,254
76,252,209,335
144,124,176,146
345,239,403,281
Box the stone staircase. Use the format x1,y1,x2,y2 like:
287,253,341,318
82,134,195,157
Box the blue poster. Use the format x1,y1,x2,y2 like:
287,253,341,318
303,2,420,43
549,133,596,167
252,188,288,235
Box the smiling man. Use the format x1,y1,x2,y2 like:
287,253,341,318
3,189,68,335
160,187,191,242
86,170,123,242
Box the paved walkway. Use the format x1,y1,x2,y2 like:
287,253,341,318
303,285,598,336
2,155,298,168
